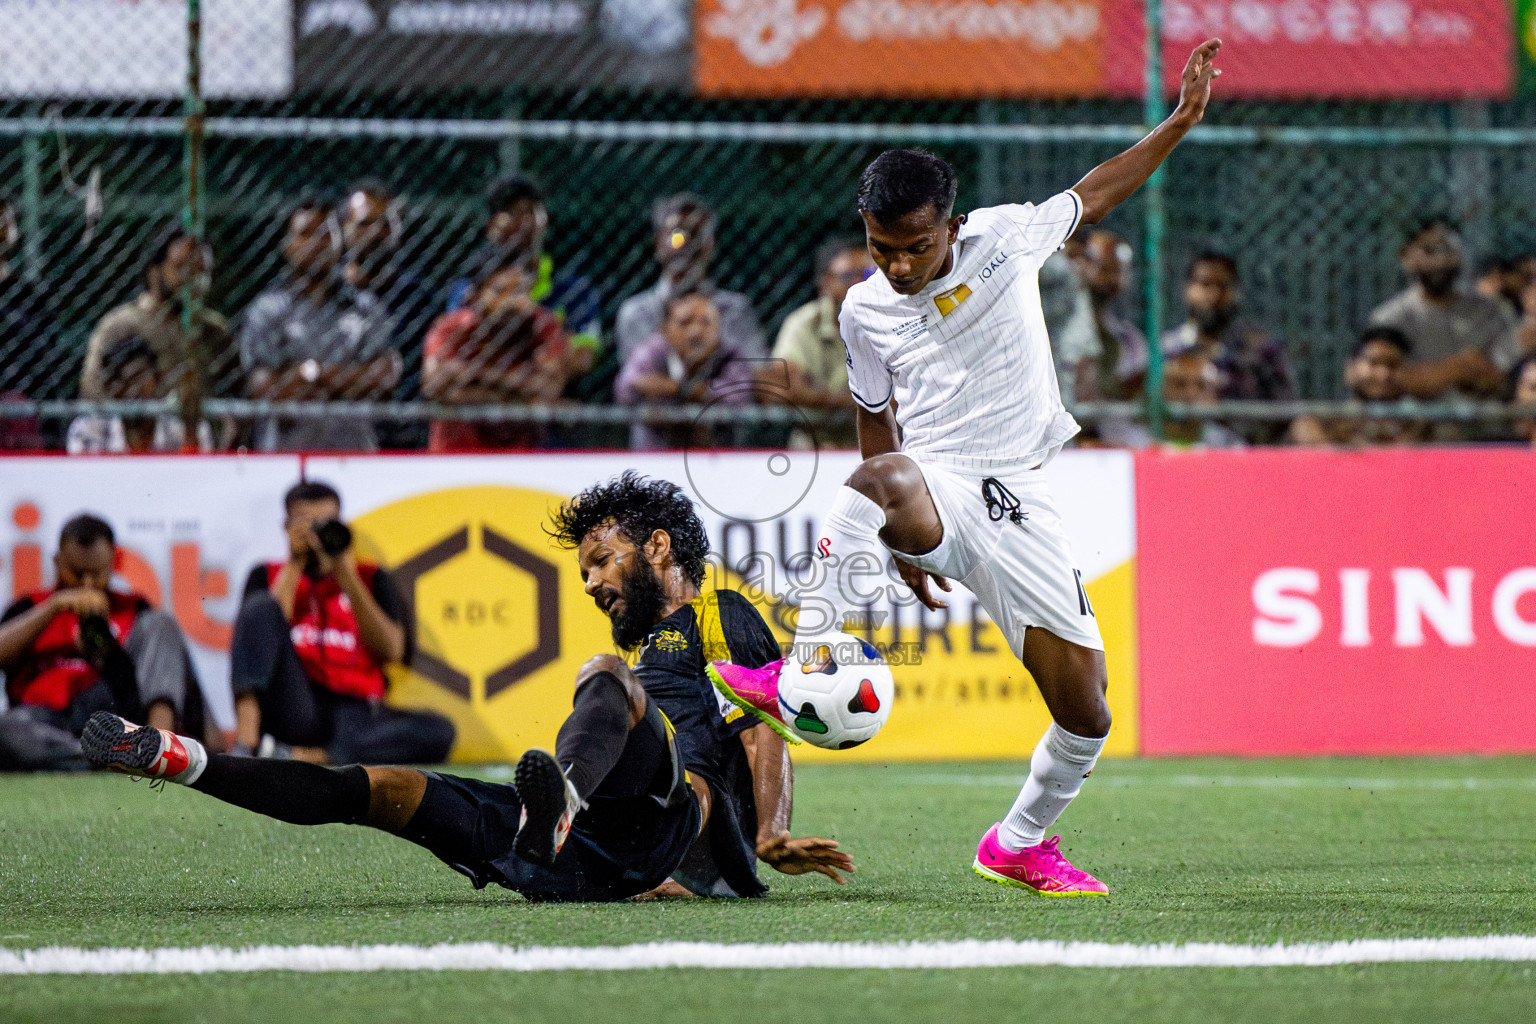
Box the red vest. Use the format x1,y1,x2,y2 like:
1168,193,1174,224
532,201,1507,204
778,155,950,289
269,563,389,701
6,590,145,712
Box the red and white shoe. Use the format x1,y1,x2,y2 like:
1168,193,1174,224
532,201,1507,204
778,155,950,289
81,711,206,785
513,748,583,868
973,825,1109,897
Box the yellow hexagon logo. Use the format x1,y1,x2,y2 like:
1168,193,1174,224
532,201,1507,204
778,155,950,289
351,485,614,762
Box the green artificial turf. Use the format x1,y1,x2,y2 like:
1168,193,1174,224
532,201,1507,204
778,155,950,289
4,756,1536,1022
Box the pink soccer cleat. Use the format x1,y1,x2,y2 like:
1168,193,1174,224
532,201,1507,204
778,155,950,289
705,659,803,746
972,824,1109,897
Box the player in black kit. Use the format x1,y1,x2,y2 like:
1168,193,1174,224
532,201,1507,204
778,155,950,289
83,472,852,902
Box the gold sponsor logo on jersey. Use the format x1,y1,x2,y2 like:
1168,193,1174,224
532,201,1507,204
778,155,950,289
653,627,689,652
934,283,972,317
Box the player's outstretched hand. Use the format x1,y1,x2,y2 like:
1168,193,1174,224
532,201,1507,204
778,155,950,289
757,832,856,884
895,558,951,612
1176,38,1222,124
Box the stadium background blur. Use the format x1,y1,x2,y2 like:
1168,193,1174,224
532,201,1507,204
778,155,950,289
1,0,1536,447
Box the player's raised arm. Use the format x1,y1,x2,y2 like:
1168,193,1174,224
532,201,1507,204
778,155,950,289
1071,39,1222,226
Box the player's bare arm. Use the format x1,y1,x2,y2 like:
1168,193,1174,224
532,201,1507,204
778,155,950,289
1072,39,1222,225
741,721,856,883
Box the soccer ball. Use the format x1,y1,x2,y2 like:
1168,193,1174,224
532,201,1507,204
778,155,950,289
778,633,894,750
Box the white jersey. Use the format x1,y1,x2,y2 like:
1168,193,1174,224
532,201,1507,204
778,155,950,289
839,190,1084,469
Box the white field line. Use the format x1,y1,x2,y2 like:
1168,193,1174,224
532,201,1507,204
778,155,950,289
5,937,1536,975
891,774,1536,790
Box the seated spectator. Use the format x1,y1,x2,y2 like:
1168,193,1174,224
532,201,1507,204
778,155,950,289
1476,254,1535,318
616,291,756,451
0,514,200,738
1041,242,1097,406
771,237,872,449
448,174,604,382
421,250,569,452
615,194,765,365
1512,357,1536,447
238,198,401,452
1162,347,1246,449
230,480,454,765
79,226,227,451
1369,221,1519,399
341,180,437,342
1163,251,1293,402
0,192,61,403
1069,231,1148,446
68,336,213,454
1290,327,1429,447
1518,276,1536,362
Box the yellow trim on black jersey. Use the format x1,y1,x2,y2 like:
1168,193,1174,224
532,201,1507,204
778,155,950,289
690,589,744,725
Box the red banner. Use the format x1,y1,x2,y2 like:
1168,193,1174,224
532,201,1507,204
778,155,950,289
1104,0,1513,99
1136,449,1536,755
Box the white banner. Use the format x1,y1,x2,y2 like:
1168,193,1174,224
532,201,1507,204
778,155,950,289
0,0,293,99
0,450,1136,758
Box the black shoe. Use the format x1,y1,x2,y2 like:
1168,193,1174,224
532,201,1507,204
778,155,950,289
512,749,581,869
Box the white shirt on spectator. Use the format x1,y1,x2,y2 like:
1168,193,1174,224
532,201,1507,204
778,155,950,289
839,191,1084,469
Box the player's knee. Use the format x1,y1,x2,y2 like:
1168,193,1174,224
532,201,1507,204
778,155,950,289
363,766,427,832
847,453,922,510
575,655,646,726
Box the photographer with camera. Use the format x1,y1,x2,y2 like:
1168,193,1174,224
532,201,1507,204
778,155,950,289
0,514,200,769
230,481,454,765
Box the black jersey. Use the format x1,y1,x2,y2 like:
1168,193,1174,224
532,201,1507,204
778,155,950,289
633,588,782,898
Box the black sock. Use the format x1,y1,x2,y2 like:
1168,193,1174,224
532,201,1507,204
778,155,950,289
554,671,633,803
192,755,370,827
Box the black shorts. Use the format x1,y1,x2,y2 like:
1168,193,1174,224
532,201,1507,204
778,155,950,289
404,771,702,903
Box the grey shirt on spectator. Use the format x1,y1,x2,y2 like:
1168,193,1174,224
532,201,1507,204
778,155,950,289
1369,286,1520,371
238,279,396,452
615,278,765,364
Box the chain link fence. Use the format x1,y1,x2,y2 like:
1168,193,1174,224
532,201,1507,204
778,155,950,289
2,1,1535,451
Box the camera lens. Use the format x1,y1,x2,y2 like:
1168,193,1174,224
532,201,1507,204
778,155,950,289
315,520,353,556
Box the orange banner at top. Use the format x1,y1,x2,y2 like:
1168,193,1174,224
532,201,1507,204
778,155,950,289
694,0,1106,98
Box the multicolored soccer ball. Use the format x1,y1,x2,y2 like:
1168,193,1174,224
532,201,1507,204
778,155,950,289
777,633,894,750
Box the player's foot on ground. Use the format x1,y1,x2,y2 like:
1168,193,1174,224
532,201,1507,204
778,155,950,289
705,659,803,746
972,824,1108,897
80,711,206,784
513,748,582,868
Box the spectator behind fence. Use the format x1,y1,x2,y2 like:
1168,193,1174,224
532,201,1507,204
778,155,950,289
0,514,202,740
1069,231,1148,447
80,226,229,449
1369,221,1519,399
615,193,765,365
1040,242,1098,407
1162,251,1294,405
422,250,569,452
0,192,61,405
341,180,437,342
1513,357,1536,447
1290,327,1429,447
448,174,604,393
1162,346,1246,449
616,291,756,450
229,480,454,764
1519,275,1536,361
1476,254,1536,318
239,198,401,451
771,237,872,449
68,336,213,454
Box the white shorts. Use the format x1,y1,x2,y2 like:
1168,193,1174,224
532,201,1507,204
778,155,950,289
902,458,1104,657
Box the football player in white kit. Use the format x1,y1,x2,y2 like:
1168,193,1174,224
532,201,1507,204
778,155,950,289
709,39,1223,897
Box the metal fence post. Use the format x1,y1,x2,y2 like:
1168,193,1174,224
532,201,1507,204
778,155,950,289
181,0,207,435
1142,0,1167,439
21,109,42,283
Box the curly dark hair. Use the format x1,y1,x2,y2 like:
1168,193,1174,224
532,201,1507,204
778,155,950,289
547,472,710,586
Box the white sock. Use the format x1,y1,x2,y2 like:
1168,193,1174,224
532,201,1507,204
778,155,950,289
997,722,1106,852
791,486,888,648
169,732,208,786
